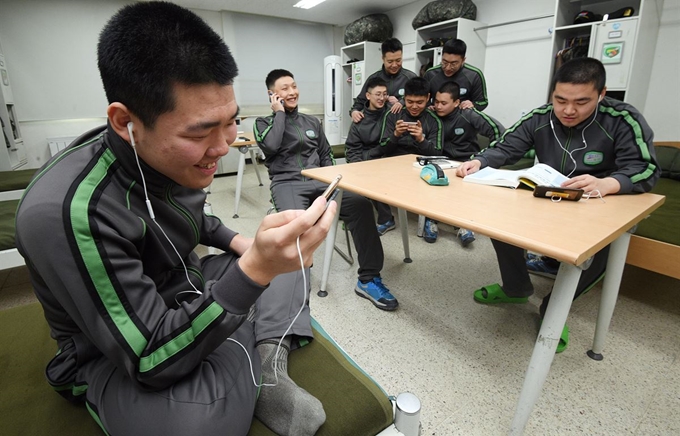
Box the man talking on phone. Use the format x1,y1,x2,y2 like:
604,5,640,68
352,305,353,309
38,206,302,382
255,69,400,311
455,58,659,352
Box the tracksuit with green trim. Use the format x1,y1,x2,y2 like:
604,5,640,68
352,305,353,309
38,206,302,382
423,64,488,111
374,107,443,158
15,124,311,435
254,107,385,282
471,97,660,316
344,103,394,225
350,66,418,115
439,107,505,160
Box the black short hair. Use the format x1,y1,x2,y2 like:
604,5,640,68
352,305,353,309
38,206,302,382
381,38,403,55
265,69,294,90
404,77,429,97
442,39,467,57
365,77,388,93
551,57,607,94
437,82,460,101
97,1,238,128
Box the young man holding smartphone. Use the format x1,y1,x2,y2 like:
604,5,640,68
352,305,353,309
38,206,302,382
255,69,400,311
375,77,444,243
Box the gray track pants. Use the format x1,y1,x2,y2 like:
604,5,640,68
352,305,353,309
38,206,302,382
80,252,311,436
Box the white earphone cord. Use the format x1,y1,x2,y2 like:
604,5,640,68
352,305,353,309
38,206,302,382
549,100,599,177
127,122,301,388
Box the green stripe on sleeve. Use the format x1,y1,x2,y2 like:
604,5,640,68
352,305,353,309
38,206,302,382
139,301,224,373
71,149,148,356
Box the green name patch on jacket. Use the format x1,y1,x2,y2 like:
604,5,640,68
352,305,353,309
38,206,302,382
583,151,604,165
305,129,317,139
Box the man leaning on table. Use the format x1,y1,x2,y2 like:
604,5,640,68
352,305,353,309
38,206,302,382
456,57,659,353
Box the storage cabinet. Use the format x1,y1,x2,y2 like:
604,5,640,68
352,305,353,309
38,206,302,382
548,0,664,111
414,18,487,77
0,50,27,171
340,41,382,142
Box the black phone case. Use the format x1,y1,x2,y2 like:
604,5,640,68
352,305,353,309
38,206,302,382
533,186,584,201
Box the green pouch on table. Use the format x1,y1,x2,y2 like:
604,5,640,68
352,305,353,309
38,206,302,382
420,163,449,186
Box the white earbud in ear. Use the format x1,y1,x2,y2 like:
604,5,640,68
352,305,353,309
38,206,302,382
127,121,136,147
598,95,603,103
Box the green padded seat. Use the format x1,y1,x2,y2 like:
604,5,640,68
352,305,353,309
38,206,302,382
0,303,393,436
0,168,37,192
0,199,20,251
633,146,680,246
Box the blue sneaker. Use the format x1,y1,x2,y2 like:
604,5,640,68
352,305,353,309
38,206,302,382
423,218,438,243
458,228,475,247
526,256,559,279
355,277,399,311
376,218,396,236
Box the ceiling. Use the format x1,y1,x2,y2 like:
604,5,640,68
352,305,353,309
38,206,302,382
166,0,420,26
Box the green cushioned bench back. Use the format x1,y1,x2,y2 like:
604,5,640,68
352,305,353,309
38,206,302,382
633,146,680,246
0,168,37,192
0,199,20,251
0,303,393,436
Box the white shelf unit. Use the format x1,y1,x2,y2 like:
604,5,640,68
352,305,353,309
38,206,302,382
340,41,383,143
0,50,27,171
548,0,663,111
414,18,488,77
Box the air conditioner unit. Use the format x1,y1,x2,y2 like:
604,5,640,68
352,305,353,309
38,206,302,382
323,55,343,145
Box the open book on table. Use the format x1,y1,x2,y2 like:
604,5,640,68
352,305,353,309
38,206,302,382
463,163,569,189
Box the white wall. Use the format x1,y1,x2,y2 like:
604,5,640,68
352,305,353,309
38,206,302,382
643,1,680,141
0,1,335,169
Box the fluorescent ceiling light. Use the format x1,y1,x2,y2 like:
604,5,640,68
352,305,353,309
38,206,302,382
293,0,327,9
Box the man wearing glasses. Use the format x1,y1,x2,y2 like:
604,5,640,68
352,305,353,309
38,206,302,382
345,77,395,235
423,39,488,111
350,38,417,123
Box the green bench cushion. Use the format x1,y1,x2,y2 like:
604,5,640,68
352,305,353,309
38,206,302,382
0,303,393,436
632,146,680,246
634,178,680,246
0,200,19,251
0,168,36,192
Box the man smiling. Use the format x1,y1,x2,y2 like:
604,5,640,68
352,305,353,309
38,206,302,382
16,3,335,435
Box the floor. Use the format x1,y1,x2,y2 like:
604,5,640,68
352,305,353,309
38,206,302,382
2,163,679,435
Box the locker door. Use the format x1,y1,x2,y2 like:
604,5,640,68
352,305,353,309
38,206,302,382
591,19,638,90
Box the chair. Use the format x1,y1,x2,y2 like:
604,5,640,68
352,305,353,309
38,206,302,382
0,302,399,436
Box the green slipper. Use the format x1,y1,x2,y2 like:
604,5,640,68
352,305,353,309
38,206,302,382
473,283,529,304
539,321,569,353
557,324,569,353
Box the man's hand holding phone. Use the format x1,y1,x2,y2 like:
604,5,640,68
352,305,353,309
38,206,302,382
238,193,338,286
268,91,284,112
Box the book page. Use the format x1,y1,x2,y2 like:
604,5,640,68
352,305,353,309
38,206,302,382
519,163,569,188
462,166,521,188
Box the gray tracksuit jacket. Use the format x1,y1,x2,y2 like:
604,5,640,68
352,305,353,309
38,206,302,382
474,97,659,194
350,66,418,115
345,103,389,163
440,108,505,160
15,125,266,394
374,107,443,158
424,64,489,111
254,107,334,184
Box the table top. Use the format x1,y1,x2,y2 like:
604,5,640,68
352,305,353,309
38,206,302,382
230,131,256,147
301,154,665,266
